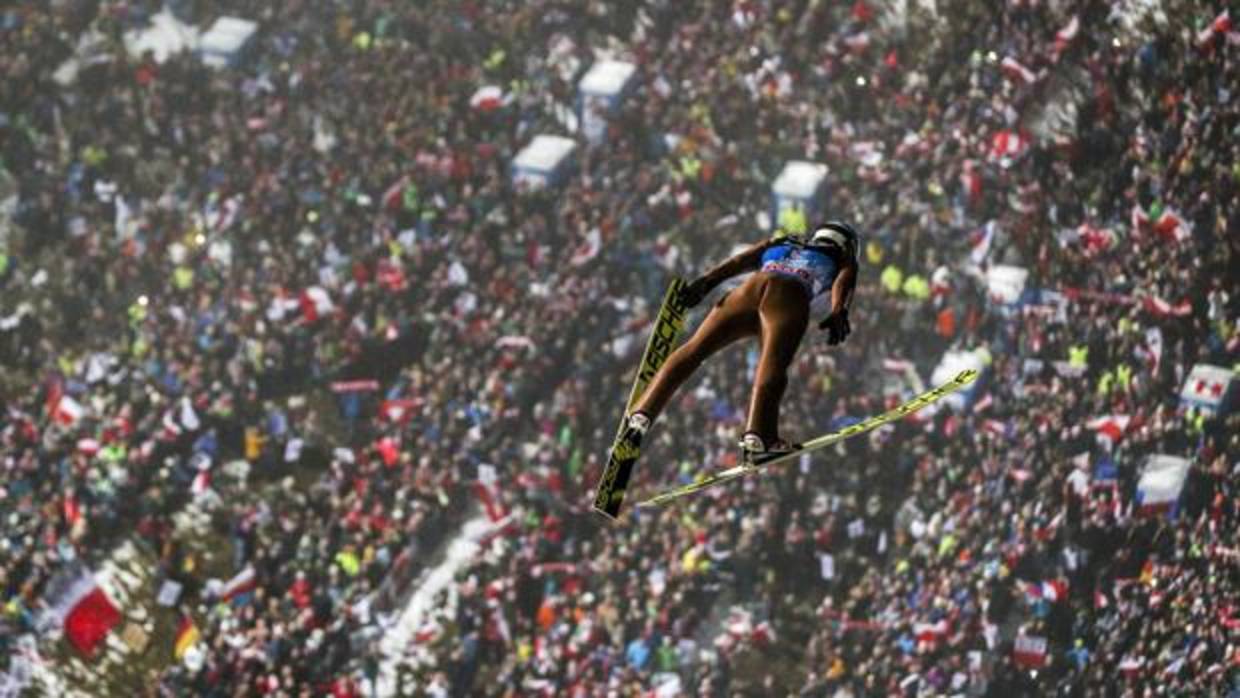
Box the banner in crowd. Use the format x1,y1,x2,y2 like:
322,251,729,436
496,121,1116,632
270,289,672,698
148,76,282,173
1013,634,1048,668
1135,454,1192,519
1179,363,1234,416
38,563,121,658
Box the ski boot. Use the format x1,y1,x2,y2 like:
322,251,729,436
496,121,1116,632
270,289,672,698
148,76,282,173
739,432,795,465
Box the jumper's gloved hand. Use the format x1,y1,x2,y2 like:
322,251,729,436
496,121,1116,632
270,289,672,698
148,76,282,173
819,310,851,345
677,277,716,309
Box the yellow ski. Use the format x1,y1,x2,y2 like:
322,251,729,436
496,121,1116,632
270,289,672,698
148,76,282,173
593,277,689,519
636,369,979,509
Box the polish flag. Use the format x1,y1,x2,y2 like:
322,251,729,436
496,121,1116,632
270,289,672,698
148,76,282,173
1054,15,1079,54
1118,654,1144,677
1025,579,1068,603
380,399,421,424
381,175,410,212
1013,634,1048,668
77,438,101,455
469,85,505,111
54,395,87,426
570,227,602,267
1077,223,1115,255
982,419,1009,438
1000,56,1037,84
1009,468,1034,483
914,619,948,646
990,130,1031,162
191,470,211,496
220,566,257,602
300,286,334,323
842,31,871,53
1196,10,1231,47
414,618,443,643
1088,415,1131,444
972,393,994,413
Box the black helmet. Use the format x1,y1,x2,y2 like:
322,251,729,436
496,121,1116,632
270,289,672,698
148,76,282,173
810,220,859,260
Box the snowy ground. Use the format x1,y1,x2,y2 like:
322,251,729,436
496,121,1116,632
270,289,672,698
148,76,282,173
374,513,497,697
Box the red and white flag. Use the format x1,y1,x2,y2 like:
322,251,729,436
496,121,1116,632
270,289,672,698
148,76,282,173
43,566,121,658
982,419,1009,437
220,566,257,602
914,619,948,646
1118,654,1145,677
569,227,602,267
1152,209,1190,243
380,399,422,424
1000,56,1037,84
1013,634,1048,668
1025,579,1068,603
470,85,505,111
300,286,334,323
1196,10,1231,47
1054,15,1080,54
415,618,443,643
990,130,1031,162
1087,415,1131,445
1077,223,1115,255
54,395,87,427
191,470,211,496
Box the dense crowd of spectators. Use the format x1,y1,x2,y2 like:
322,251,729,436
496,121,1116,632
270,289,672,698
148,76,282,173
1,0,1236,697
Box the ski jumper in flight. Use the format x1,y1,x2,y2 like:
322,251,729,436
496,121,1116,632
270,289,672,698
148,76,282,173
624,221,860,461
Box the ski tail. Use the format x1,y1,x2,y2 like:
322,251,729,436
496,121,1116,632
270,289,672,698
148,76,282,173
592,278,689,519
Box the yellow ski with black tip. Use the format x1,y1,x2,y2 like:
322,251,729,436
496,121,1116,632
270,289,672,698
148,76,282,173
636,368,979,509
592,277,689,519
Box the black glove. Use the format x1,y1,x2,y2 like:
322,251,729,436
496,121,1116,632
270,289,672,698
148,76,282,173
819,310,851,345
677,277,716,309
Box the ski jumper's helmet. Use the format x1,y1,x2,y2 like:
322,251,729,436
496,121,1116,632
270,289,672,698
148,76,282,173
810,221,859,261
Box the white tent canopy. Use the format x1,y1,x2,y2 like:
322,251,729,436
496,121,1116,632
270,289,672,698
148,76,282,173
578,60,636,144
512,135,577,190
199,16,258,68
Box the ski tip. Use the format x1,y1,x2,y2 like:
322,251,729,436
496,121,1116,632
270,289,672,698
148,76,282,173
956,368,980,384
